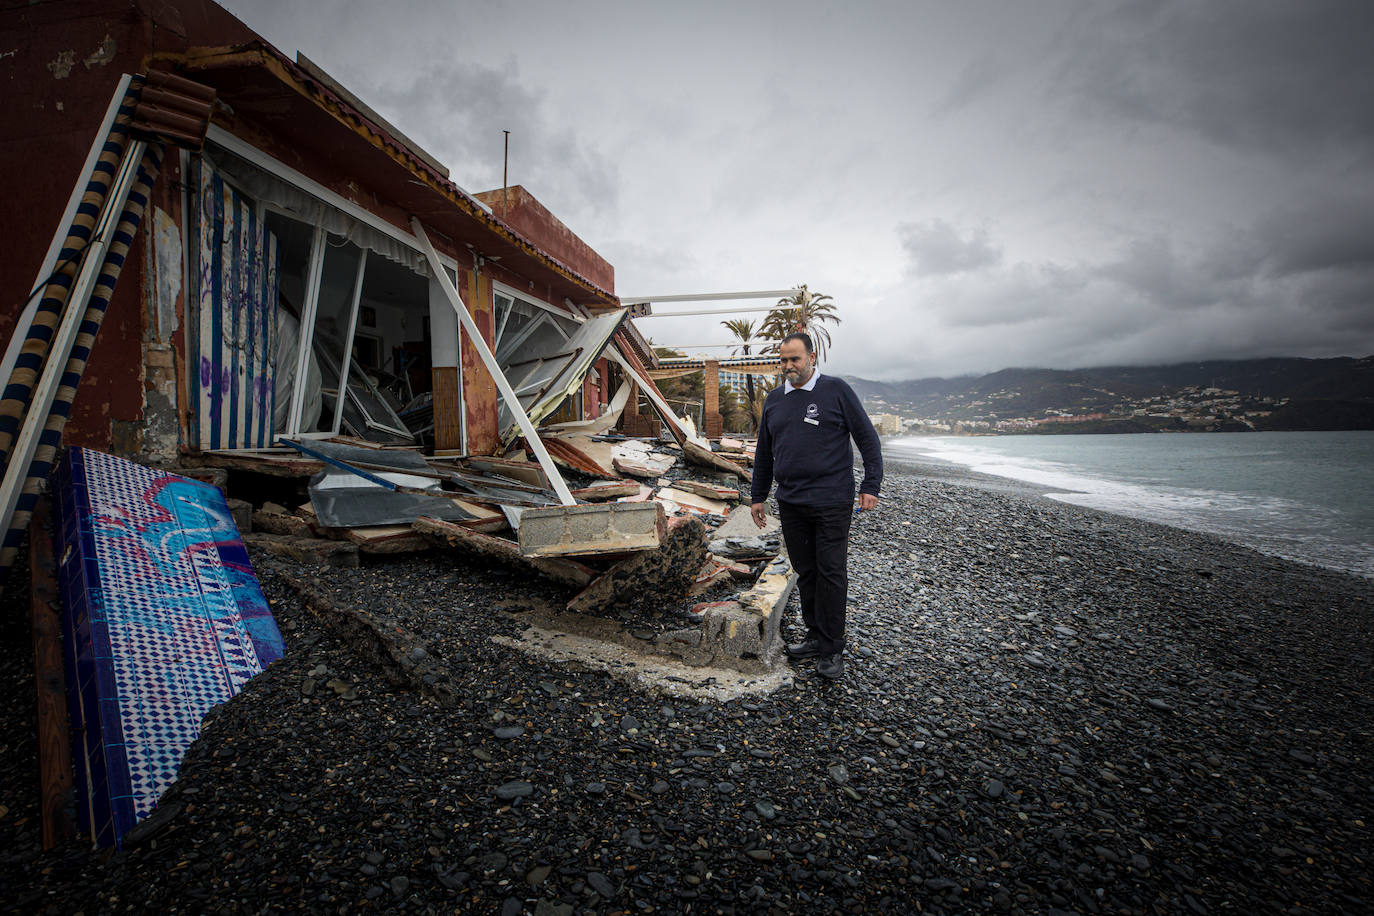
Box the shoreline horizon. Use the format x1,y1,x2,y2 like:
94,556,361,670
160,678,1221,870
879,432,1374,582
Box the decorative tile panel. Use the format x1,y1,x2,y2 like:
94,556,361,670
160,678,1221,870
54,448,284,847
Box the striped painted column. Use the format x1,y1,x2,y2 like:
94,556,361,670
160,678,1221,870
0,82,142,470
0,142,166,578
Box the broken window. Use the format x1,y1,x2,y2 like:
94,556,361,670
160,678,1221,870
489,286,627,442
190,143,459,449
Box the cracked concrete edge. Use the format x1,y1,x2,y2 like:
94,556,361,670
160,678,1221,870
491,626,794,702
279,572,458,707
697,552,797,659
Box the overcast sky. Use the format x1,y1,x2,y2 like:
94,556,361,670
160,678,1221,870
218,0,1374,380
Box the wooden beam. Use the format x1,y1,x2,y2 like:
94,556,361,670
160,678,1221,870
29,497,76,849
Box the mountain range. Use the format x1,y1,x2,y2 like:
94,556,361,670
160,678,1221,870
843,356,1374,432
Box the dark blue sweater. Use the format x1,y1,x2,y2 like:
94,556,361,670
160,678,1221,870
750,374,883,507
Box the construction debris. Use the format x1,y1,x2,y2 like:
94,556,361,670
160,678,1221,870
413,516,595,588
566,515,709,613
280,573,457,707
538,435,617,477
179,419,781,671
674,479,742,502
517,500,665,558
570,480,642,501
655,486,730,517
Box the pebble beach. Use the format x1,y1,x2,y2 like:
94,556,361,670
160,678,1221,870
2,456,1371,915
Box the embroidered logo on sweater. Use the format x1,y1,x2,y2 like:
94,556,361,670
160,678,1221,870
805,403,819,419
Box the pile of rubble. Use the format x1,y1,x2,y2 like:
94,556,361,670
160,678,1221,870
185,430,796,670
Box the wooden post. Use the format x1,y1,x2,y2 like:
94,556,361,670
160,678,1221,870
703,359,723,438
29,496,76,848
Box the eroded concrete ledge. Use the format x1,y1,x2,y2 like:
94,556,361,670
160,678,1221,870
491,626,794,701
689,553,796,664
280,573,458,707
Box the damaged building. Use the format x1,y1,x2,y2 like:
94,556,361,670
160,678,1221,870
1,0,796,849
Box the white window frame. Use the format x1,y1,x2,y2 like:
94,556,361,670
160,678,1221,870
203,126,465,449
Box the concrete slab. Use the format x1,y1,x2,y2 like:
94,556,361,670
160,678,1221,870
713,504,780,539
491,626,793,701
518,500,664,558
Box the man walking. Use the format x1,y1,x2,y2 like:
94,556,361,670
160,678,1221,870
751,332,882,680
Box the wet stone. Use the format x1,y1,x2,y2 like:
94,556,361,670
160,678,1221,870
586,871,616,898
495,780,534,801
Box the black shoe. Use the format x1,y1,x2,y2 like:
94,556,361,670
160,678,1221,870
816,653,844,680
786,638,825,660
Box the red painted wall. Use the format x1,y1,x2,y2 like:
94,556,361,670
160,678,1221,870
472,186,615,294
0,0,259,451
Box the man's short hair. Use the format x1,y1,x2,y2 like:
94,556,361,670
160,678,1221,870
781,331,814,354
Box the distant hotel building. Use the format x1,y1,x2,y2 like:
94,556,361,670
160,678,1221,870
869,413,904,436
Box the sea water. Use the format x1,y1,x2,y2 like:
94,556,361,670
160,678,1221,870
886,431,1374,580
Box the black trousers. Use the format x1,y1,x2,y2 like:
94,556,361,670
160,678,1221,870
778,500,853,654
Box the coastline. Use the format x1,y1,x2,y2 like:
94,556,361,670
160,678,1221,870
2,460,1371,914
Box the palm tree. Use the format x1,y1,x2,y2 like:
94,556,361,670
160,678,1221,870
721,317,761,432
760,284,840,361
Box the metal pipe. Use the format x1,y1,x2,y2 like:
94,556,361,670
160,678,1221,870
618,289,798,305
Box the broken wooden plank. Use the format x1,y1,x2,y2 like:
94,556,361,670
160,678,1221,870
343,525,432,554
245,532,361,567
29,497,76,850
570,480,642,501
674,479,742,502
656,486,730,516
717,450,754,466
196,450,324,477
413,516,595,587
682,438,751,482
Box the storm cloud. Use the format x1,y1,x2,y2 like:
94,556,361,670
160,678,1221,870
217,0,1374,381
